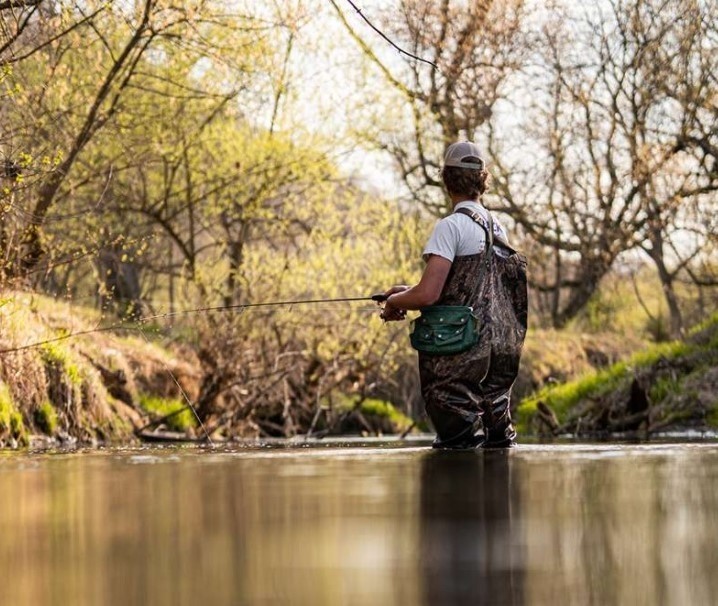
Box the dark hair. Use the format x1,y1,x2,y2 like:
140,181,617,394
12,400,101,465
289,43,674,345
441,165,490,199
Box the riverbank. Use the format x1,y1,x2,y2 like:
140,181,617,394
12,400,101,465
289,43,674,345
0,292,201,447
0,292,418,447
518,313,718,437
5,291,710,448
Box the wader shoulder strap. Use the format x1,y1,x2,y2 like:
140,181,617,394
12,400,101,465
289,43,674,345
454,207,494,304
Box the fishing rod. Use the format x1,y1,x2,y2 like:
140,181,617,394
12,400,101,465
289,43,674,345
0,292,390,355
139,293,389,322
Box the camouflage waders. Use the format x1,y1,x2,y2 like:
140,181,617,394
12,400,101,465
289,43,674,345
419,236,528,449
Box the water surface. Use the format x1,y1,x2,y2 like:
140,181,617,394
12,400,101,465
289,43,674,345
2,440,718,605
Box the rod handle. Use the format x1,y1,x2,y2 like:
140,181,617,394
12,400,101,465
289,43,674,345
371,293,388,302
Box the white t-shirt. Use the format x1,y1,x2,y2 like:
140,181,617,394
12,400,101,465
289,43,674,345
422,201,509,262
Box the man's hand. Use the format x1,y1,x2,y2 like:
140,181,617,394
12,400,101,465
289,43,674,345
380,297,407,322
378,285,409,321
383,284,410,298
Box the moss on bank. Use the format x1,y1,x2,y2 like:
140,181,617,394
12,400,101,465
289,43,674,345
34,400,59,435
138,394,197,432
518,313,718,435
0,381,28,446
358,398,415,432
39,342,83,386
314,395,417,436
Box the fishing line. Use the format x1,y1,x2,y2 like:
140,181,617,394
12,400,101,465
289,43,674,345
0,293,388,355
135,324,214,446
138,294,388,322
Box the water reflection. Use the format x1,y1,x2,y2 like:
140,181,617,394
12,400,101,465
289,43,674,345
1,443,718,605
517,445,718,605
419,450,522,606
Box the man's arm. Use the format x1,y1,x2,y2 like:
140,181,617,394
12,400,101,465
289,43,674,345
381,255,452,321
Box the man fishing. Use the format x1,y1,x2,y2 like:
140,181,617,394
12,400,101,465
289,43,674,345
380,142,528,449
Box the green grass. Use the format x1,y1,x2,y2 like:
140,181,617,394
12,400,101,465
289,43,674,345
648,375,682,403
34,400,58,435
517,316,717,430
138,394,197,432
39,342,83,385
0,381,27,445
629,340,692,366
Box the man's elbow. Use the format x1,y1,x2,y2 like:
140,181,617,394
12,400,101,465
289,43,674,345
415,288,442,307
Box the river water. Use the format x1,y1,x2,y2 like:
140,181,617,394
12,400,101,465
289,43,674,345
2,439,718,605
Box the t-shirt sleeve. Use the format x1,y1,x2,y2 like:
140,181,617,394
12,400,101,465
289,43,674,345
494,220,510,244
423,218,460,262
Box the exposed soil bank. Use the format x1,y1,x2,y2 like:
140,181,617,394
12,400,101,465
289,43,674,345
0,292,414,447
0,293,202,447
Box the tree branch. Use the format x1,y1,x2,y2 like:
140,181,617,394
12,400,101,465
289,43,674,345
341,0,438,70
0,0,41,10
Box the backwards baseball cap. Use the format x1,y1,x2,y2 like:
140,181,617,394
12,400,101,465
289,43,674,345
443,141,485,170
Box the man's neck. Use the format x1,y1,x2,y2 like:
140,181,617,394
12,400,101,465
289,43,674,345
450,194,479,208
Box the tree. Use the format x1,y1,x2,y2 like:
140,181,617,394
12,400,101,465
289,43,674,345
329,0,528,215
0,0,264,283
489,0,717,331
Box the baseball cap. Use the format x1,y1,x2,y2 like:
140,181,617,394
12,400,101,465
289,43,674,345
443,141,485,170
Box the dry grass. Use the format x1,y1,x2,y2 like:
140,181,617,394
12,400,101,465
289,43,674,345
0,291,200,445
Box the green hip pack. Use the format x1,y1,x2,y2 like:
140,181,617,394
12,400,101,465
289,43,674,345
409,306,479,356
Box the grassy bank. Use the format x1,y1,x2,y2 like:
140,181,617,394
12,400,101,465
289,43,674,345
517,314,718,436
0,292,201,447
0,292,420,446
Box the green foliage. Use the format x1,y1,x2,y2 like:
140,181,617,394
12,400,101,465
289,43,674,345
358,398,414,431
34,401,59,435
40,343,83,385
138,394,196,432
0,381,27,445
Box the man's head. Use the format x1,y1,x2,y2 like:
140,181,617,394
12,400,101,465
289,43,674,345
440,141,489,200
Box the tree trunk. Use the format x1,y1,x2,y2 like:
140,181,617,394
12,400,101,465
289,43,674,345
644,232,684,338
554,259,613,328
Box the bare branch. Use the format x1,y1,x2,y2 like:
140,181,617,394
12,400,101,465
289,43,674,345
341,0,438,70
